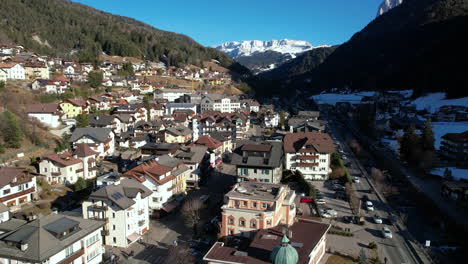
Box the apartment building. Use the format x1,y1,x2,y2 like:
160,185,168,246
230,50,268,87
0,168,37,210
82,178,152,248
283,132,335,180
0,213,104,264
0,63,25,80
174,146,208,189
70,128,115,158
220,182,296,238
25,103,62,128
201,94,241,113
440,131,468,164
122,155,190,213
153,88,193,102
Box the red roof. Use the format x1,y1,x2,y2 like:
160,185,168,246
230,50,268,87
190,135,222,150
42,153,82,167
283,132,335,153
25,104,59,114
122,160,175,185
73,143,98,158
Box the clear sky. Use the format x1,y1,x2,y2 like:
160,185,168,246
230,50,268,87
73,0,381,47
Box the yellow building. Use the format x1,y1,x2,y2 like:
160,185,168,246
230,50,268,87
59,99,88,119
164,126,192,144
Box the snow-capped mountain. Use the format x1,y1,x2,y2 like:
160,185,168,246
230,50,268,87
377,0,403,16
215,39,328,58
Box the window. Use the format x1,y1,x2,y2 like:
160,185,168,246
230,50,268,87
65,245,74,257
112,213,116,218
113,225,116,230
113,237,117,243
87,248,100,262
239,218,245,227
242,201,247,207
250,219,257,228
3,189,10,195
234,200,239,207
262,203,268,209
254,169,257,173
252,202,257,208
267,219,272,226
228,216,234,225
229,229,234,235
86,233,100,247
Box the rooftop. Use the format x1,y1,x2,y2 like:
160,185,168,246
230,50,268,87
226,182,284,201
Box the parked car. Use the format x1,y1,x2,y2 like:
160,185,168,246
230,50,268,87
353,216,366,225
199,195,210,204
352,177,360,183
316,199,326,205
382,226,393,238
373,214,383,224
325,209,337,217
342,216,353,223
366,201,374,211
300,196,314,203
333,184,345,191
322,212,332,218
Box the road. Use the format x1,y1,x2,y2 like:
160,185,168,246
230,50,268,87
323,110,426,264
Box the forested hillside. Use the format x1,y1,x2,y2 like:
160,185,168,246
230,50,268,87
0,0,248,74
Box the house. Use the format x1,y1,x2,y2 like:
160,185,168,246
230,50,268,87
0,168,37,210
153,88,193,102
23,61,50,79
0,69,7,83
263,112,280,128
82,178,152,248
116,131,149,149
59,99,89,119
25,104,62,128
190,135,228,167
0,203,10,223
70,128,115,158
114,114,137,134
201,94,241,113
174,146,208,189
0,213,104,264
440,131,468,165
220,182,296,237
0,63,25,79
164,126,193,144
140,143,180,158
121,155,190,213
205,217,330,264
88,115,122,135
231,141,284,184
240,99,260,113
283,132,335,180
87,97,111,111
441,181,468,200
39,144,98,185
113,104,148,123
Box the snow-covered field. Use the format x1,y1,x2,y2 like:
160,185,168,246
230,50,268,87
310,91,375,105
432,122,468,149
430,167,468,181
411,93,468,113
381,138,399,153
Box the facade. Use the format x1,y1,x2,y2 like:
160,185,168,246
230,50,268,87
231,141,284,184
166,103,198,115
82,178,152,248
39,144,98,185
122,155,190,212
59,99,89,119
201,94,241,113
0,63,25,79
0,213,104,264
0,69,6,83
70,128,115,158
174,146,208,189
88,115,123,135
283,132,335,180
164,126,193,144
25,103,62,128
440,131,468,164
220,182,296,237
0,168,37,210
153,88,193,102
204,217,330,264
24,62,50,79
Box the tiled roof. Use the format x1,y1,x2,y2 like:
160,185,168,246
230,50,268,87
25,104,59,114
42,153,82,167
190,135,222,150
72,143,98,158
283,132,335,153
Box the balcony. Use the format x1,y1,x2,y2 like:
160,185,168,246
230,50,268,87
51,172,62,176
138,209,145,215
89,204,108,211
101,229,110,236
58,248,84,264
138,220,145,227
89,216,109,222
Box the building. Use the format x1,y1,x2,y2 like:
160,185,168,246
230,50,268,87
153,88,193,102
440,131,468,165
0,203,10,223
0,69,6,83
70,128,115,158
231,141,284,184
174,146,208,189
59,99,89,119
164,126,193,144
0,168,37,210
0,63,25,79
140,143,180,158
204,217,330,264
25,103,62,128
190,135,225,166
220,182,296,237
0,213,104,264
39,144,98,185
88,115,123,135
283,132,335,180
201,94,241,113
24,61,50,79
166,103,198,115
122,155,190,213
82,178,152,248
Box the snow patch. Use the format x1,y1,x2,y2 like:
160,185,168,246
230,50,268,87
411,93,468,113
377,0,403,17
430,167,468,181
432,122,468,150
310,91,376,106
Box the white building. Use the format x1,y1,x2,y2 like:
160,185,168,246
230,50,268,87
0,213,104,264
0,69,6,83
82,178,152,248
165,103,198,115
201,94,241,113
122,155,190,213
70,128,115,158
39,144,98,185
153,88,193,102
283,132,335,180
0,63,25,80
25,103,62,128
0,167,37,210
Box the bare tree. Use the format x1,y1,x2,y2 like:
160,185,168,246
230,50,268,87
165,245,195,264
345,183,360,215
329,167,346,180
181,196,204,237
349,139,362,156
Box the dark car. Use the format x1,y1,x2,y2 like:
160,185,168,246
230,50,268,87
342,216,353,223
362,195,369,202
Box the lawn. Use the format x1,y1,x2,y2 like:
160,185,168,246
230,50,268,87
326,255,358,264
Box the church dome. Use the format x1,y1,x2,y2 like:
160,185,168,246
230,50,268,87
270,235,299,264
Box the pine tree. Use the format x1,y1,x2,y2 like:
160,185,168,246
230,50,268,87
400,125,419,163
1,111,22,149
421,118,435,151
88,71,103,88
75,114,89,128
74,177,87,191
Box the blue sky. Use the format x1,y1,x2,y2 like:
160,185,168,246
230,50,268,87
73,0,381,47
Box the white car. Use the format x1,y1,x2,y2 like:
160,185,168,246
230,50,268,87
352,177,360,183
366,201,374,211
325,209,338,217
382,226,393,238
322,212,332,218
373,214,383,224
316,199,326,205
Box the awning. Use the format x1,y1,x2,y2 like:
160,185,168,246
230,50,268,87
127,232,140,243
161,201,180,213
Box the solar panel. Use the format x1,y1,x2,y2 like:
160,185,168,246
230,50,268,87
111,192,124,200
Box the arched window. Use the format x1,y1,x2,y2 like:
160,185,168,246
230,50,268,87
239,217,246,227
250,219,257,228
228,216,235,225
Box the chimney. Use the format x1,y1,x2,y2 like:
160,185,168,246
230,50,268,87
20,243,28,251
288,230,293,239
